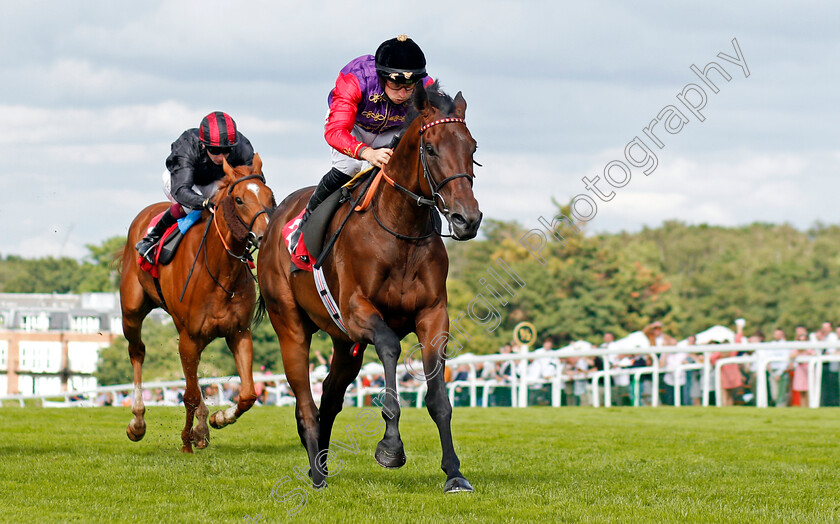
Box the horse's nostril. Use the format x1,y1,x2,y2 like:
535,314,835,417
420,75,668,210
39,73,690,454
451,214,467,228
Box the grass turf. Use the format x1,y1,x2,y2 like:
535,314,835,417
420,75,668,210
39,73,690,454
0,406,838,523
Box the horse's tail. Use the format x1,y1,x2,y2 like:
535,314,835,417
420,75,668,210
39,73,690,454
111,240,128,289
252,291,268,328
113,246,126,274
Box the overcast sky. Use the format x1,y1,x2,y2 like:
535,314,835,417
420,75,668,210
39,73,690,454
1,1,837,259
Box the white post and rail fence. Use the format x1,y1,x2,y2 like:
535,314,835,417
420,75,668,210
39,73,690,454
2,340,839,410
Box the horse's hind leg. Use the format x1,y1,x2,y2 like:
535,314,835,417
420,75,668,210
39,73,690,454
178,336,210,453
272,315,323,487
210,331,257,429
316,340,366,476
120,276,153,442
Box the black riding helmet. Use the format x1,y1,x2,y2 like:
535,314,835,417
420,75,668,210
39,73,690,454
375,35,427,85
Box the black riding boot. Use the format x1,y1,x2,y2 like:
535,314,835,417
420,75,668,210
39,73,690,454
135,209,177,264
289,168,351,253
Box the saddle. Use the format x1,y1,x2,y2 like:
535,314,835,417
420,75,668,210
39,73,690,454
284,169,377,272
138,210,202,277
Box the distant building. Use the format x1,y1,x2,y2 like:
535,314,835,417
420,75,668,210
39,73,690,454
0,292,136,396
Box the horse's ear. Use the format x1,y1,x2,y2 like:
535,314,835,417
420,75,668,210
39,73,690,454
222,156,236,178
453,92,467,119
414,82,430,114
221,157,237,187
252,153,262,174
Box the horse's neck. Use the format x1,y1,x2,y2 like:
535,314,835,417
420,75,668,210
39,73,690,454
387,132,421,193
375,133,431,231
204,214,247,282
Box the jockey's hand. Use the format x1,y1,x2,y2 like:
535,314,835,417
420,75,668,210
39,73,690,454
361,147,393,168
201,197,215,211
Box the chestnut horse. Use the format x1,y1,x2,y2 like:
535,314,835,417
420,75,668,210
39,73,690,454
119,154,275,453
258,83,482,492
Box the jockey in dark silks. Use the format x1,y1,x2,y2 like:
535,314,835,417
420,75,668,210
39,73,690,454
288,35,433,253
136,111,255,264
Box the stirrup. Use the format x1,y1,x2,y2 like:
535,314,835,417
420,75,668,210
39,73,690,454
287,229,302,255
288,209,311,255
136,238,160,265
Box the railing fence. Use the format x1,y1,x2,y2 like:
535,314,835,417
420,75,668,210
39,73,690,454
2,341,839,409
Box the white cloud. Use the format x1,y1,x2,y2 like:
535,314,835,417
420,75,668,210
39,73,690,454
1,102,304,146
579,150,835,232
463,147,838,236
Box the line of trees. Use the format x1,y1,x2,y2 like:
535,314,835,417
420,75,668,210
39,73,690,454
4,205,840,384
0,236,124,294
447,214,840,353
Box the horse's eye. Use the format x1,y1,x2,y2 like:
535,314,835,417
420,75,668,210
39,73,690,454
425,144,436,156
235,197,243,205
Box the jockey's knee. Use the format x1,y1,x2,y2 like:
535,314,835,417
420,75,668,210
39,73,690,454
169,203,187,219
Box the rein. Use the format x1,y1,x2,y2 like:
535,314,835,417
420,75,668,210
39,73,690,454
212,208,256,265
180,216,214,302
371,168,439,241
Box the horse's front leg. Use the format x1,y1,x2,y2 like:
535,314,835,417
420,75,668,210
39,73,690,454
415,306,473,492
178,335,210,453
350,312,406,469
210,330,257,429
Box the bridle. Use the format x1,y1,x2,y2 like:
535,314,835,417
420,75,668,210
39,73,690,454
373,117,477,240
223,174,271,251
418,117,475,219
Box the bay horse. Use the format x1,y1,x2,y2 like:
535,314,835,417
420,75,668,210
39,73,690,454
119,154,275,453
258,82,482,492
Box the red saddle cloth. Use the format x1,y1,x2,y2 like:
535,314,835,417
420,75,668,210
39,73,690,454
137,211,180,278
282,209,314,272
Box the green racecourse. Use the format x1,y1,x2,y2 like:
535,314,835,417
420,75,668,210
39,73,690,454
0,406,838,523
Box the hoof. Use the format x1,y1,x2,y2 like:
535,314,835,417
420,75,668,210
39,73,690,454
209,409,236,430
126,422,146,442
308,463,328,489
191,429,210,449
192,433,209,449
374,444,407,469
444,477,474,493
181,444,194,454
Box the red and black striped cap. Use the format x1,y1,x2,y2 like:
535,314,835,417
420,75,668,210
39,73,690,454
198,111,238,148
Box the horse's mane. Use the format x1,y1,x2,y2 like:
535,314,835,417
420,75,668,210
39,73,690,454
402,80,456,131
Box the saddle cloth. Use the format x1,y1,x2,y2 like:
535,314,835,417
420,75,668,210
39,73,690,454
138,210,202,277
282,190,347,272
